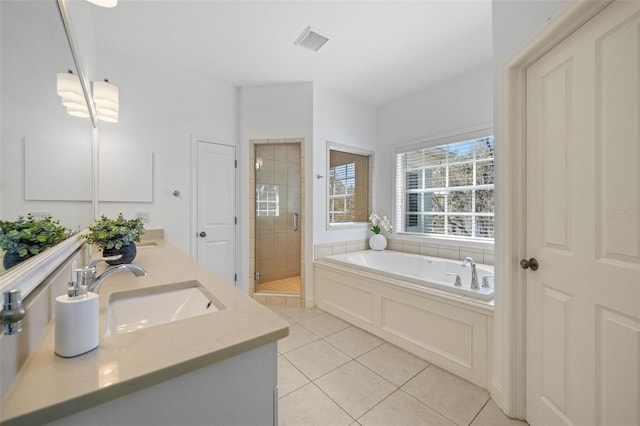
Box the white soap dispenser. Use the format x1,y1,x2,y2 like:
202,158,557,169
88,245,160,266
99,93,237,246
54,269,99,357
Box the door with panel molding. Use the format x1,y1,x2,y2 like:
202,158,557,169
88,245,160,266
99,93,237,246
525,1,640,425
196,141,237,285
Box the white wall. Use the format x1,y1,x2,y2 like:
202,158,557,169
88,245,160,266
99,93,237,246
491,0,567,409
95,50,238,255
376,65,493,230
239,83,314,295
312,86,377,245
0,0,92,230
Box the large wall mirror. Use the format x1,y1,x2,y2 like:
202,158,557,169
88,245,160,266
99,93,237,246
0,0,94,275
326,142,374,230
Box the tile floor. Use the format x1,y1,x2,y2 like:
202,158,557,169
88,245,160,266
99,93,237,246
256,276,301,294
270,305,527,426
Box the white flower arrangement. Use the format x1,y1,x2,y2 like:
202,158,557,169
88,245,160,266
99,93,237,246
369,213,392,234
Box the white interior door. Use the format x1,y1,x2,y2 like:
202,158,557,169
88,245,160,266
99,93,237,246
197,141,237,285
525,2,640,425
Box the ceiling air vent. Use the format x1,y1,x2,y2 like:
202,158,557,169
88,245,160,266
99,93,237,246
294,26,330,52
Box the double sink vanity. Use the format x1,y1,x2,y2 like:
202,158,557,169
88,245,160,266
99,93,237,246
0,236,289,425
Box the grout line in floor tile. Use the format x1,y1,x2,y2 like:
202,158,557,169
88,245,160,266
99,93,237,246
310,378,360,425
352,386,403,424
393,364,471,426
353,358,405,389
277,358,312,400
467,395,491,426
395,361,431,387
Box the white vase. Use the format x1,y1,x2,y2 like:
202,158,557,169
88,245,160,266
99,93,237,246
369,234,387,251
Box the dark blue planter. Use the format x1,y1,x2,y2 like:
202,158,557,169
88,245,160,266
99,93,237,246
103,243,137,265
2,251,29,270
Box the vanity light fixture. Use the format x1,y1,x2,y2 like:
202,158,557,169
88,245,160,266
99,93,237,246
56,70,89,117
86,0,118,8
93,79,119,123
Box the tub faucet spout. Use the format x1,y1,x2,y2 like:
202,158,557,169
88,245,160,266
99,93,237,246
461,257,479,290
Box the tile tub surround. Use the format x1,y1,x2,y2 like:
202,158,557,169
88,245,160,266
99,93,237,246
272,306,524,426
0,240,289,425
315,238,494,265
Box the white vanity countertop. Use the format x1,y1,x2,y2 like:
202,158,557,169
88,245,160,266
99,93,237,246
0,240,289,425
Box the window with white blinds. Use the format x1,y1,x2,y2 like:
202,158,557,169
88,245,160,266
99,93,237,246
329,162,356,222
395,136,494,240
328,149,370,224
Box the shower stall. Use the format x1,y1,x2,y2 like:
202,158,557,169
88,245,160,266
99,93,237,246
254,143,301,295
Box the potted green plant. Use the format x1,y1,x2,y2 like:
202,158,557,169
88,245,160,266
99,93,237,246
0,214,68,270
84,213,145,265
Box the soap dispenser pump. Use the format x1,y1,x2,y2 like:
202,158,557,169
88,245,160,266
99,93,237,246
54,268,99,357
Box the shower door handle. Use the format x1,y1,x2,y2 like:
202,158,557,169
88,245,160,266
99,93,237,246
293,213,299,231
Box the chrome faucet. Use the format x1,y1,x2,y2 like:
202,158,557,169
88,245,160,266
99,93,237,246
461,257,479,290
80,256,148,294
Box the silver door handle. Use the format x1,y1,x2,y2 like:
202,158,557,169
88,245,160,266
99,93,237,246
293,213,299,231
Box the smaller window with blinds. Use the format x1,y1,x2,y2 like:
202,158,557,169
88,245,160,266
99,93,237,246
395,135,494,240
327,144,373,228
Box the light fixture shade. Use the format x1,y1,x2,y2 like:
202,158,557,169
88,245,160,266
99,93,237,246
66,104,90,118
56,72,84,103
97,108,119,123
86,0,118,8
93,80,119,123
93,81,119,111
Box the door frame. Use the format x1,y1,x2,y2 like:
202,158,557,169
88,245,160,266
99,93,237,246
497,0,612,419
190,135,239,285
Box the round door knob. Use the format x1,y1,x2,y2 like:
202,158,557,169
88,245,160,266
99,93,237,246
199,231,207,238
520,258,539,271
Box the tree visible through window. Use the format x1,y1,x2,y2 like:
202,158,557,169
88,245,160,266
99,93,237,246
329,149,369,223
396,136,494,239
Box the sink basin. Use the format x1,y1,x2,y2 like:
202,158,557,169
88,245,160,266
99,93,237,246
105,281,222,335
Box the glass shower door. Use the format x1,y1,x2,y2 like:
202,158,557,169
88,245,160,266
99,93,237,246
254,143,301,294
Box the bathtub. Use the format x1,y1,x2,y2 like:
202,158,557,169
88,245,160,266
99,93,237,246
314,249,494,388
323,250,494,301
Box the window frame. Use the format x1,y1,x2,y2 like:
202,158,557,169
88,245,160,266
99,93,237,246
394,127,495,247
326,142,375,231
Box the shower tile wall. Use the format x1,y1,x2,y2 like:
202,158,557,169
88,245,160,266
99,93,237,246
256,144,301,283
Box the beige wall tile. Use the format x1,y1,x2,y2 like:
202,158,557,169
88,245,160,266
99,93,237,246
388,239,403,252
460,248,483,263
332,242,346,255
266,295,287,306
419,243,438,257
403,242,420,254
346,241,359,253
285,297,302,308
438,247,460,260
253,295,267,305
315,245,332,260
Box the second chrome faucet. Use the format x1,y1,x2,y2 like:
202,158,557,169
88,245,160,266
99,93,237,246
79,255,148,294
461,257,479,290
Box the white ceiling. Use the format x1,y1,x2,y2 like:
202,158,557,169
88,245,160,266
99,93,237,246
92,1,492,107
